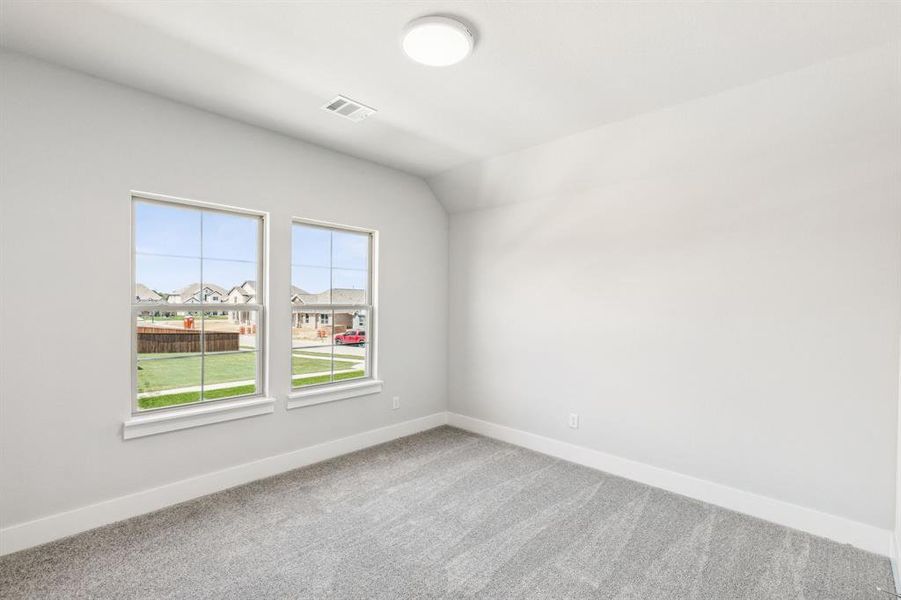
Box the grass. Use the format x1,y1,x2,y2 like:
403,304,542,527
292,370,366,387
293,349,363,360
138,384,257,410
136,351,365,409
291,354,360,375
137,352,256,392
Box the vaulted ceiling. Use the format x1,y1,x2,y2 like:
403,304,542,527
2,1,899,181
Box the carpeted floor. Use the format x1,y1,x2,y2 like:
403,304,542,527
0,426,894,599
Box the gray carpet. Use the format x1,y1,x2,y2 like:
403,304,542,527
0,426,894,599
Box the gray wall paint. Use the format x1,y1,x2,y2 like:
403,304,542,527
441,44,901,529
0,52,448,528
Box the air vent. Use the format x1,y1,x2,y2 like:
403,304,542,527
322,95,377,123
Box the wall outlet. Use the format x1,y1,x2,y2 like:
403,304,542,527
568,413,579,429
392,396,400,410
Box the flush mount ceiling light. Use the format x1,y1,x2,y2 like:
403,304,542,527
401,16,475,66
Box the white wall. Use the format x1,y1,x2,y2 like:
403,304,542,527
0,52,447,529
895,330,901,577
436,43,901,531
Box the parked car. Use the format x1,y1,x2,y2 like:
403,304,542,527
334,330,366,345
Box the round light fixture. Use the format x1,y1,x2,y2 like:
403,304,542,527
402,16,475,66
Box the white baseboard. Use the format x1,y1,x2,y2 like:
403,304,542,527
448,412,892,557
0,412,449,556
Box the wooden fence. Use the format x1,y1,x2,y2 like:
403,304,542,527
137,327,239,353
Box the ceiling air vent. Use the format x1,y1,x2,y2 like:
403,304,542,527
322,95,377,123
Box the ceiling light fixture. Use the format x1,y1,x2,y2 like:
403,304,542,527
401,16,475,67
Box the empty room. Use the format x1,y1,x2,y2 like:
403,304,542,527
1,1,900,598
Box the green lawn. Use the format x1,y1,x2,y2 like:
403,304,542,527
137,351,365,409
137,352,257,392
138,384,258,410
291,353,360,375
292,370,366,388
293,349,363,360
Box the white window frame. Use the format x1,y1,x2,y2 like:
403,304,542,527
124,191,273,439
287,217,381,409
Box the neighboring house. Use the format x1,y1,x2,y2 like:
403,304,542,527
167,282,229,315
168,282,228,304
140,281,366,331
135,283,163,303
291,287,366,331
226,280,257,324
289,285,308,305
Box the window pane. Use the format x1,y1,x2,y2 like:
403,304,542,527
134,201,200,257
136,310,202,358
203,258,257,300
292,345,334,387
292,310,333,348
333,309,368,341
291,345,367,389
333,344,367,383
136,308,203,411
292,223,331,268
203,352,257,401
331,308,368,383
292,266,331,303
332,229,368,270
202,210,258,262
202,304,257,401
135,255,200,301
331,269,367,303
199,309,257,353
136,356,202,411
210,307,259,351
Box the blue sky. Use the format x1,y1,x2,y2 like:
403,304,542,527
291,223,368,295
134,201,367,295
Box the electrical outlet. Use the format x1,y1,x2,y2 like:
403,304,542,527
392,396,400,410
568,413,579,429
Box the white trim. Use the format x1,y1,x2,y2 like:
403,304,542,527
447,413,893,557
132,190,268,217
289,217,379,392
291,215,376,234
2,412,449,556
130,191,270,417
286,379,383,409
123,397,275,439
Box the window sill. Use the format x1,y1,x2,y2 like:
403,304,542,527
123,396,275,440
286,379,383,409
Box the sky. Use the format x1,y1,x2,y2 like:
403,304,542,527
134,201,368,297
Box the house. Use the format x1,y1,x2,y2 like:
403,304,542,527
167,282,228,305
134,283,162,303
225,280,257,323
291,287,366,331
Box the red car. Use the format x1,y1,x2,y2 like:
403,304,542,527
335,330,366,345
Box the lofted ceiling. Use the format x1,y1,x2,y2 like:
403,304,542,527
1,1,899,180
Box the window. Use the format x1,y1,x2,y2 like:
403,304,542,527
132,196,264,413
291,220,373,390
